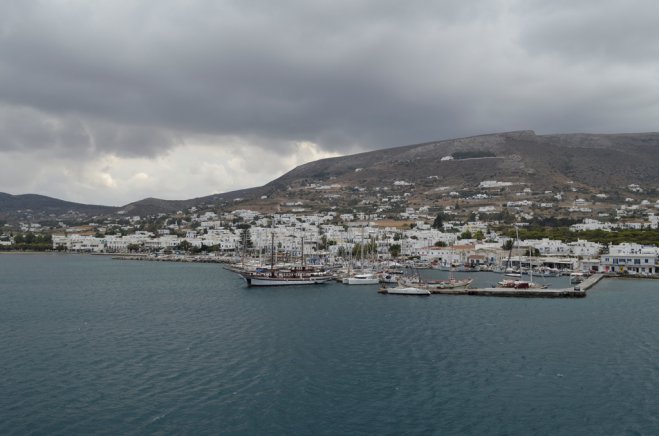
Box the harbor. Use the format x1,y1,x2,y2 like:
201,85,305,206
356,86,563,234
109,252,638,298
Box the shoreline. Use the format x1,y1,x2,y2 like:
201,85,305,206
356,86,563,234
2,252,657,291
111,253,235,264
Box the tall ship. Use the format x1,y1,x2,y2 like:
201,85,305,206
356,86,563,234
240,267,334,287
234,234,333,287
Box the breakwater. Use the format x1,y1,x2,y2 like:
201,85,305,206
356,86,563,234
111,254,233,263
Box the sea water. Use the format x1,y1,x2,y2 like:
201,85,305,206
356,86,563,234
1,254,658,435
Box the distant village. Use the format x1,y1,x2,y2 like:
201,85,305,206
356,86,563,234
2,180,659,276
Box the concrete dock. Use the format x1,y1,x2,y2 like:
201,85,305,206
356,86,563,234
426,274,606,298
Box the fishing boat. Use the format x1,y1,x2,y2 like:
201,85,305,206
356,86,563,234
496,278,547,289
569,272,586,284
378,272,400,284
425,277,473,291
423,266,473,291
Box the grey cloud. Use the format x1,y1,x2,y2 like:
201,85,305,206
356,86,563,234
517,0,659,64
1,0,658,163
0,106,179,158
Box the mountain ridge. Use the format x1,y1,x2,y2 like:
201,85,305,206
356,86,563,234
2,130,659,222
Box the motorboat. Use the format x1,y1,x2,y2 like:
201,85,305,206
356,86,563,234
345,272,380,285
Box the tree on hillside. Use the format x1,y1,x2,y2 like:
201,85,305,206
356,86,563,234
432,213,445,230
238,226,253,250
389,244,401,258
318,235,328,250
127,243,142,253
177,240,192,252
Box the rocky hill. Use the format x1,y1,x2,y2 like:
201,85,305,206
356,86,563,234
233,130,659,213
268,130,659,190
2,130,658,222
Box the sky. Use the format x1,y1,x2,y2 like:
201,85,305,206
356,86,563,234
1,0,658,206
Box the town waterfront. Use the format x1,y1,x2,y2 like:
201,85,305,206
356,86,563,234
1,254,658,434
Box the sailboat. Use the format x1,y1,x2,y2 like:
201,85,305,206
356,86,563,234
380,267,430,295
382,284,431,295
345,226,379,285
497,229,547,289
503,227,522,277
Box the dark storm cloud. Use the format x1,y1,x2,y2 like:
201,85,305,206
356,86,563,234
1,0,658,161
518,0,659,64
0,106,180,158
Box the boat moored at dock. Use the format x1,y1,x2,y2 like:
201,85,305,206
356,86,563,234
240,268,334,287
233,233,334,287
379,285,431,295
424,277,473,291
344,272,380,285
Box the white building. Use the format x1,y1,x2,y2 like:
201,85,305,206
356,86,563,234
600,253,657,274
527,238,570,255
568,240,603,257
600,244,659,274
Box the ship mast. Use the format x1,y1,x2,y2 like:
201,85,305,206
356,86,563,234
270,232,275,277
241,229,247,270
360,225,365,272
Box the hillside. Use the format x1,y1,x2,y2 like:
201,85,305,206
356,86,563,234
0,193,118,223
2,130,659,221
268,130,659,190
234,130,659,213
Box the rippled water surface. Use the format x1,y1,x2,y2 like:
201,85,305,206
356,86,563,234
1,254,658,435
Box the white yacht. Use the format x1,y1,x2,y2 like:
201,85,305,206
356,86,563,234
345,272,380,285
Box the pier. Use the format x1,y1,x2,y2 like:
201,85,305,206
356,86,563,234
421,274,606,298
